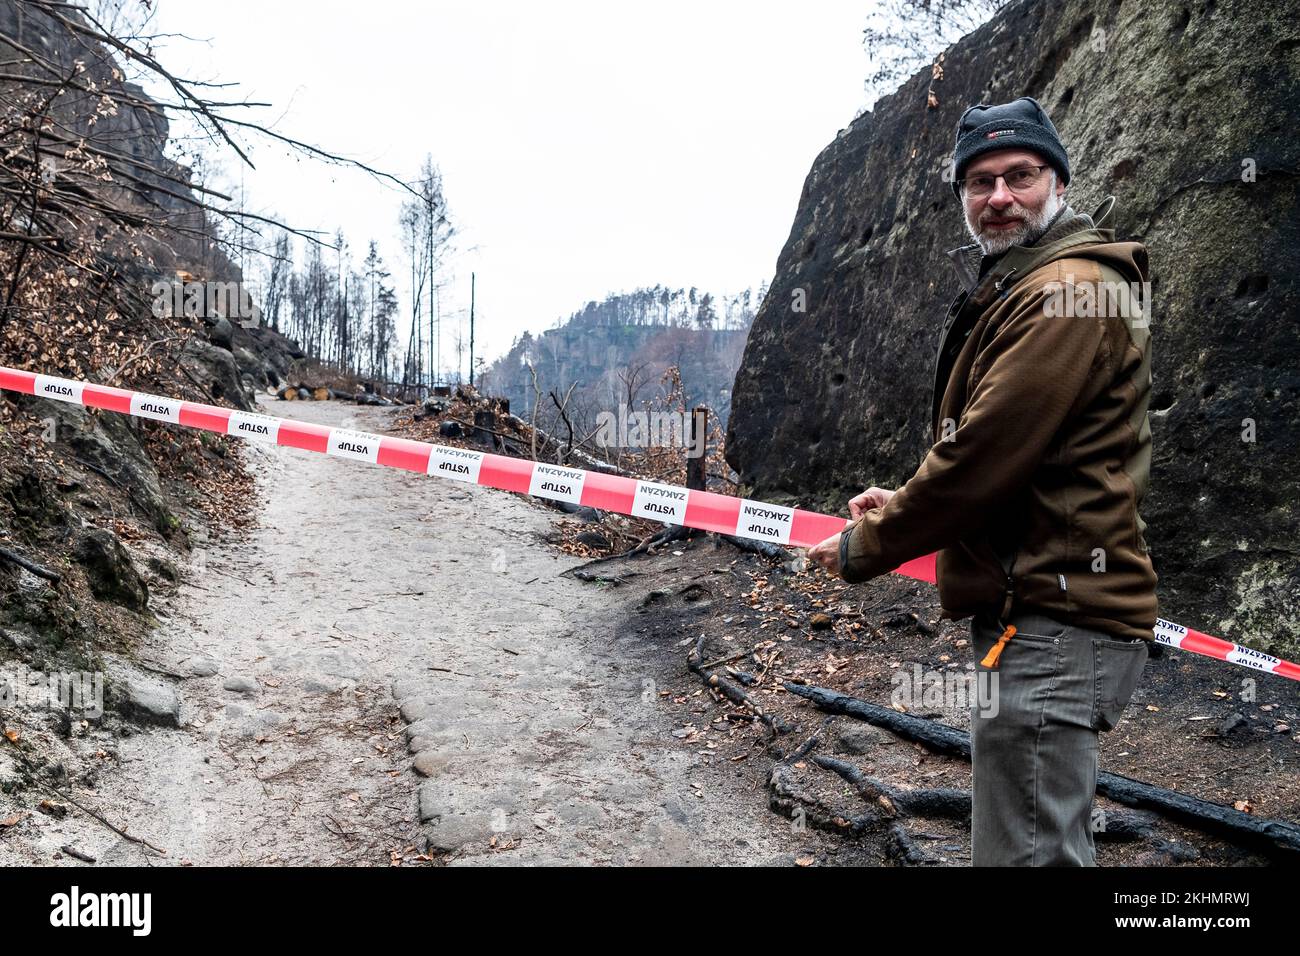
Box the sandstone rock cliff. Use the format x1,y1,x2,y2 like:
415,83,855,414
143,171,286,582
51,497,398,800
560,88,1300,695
725,0,1299,653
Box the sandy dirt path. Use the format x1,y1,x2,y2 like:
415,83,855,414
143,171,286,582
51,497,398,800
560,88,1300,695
10,398,807,866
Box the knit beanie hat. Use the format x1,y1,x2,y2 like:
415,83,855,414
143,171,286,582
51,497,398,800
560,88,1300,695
951,96,1069,199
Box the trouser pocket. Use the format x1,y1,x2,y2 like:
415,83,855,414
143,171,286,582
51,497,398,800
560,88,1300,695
1090,637,1148,732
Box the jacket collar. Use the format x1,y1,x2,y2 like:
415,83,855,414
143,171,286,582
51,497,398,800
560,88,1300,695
944,196,1118,297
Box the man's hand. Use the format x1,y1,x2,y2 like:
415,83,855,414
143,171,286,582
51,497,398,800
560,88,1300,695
807,532,842,575
808,487,897,577
849,486,896,520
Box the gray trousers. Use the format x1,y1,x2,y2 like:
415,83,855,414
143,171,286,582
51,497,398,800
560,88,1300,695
968,608,1149,866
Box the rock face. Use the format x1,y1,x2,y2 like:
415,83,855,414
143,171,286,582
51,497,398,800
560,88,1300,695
0,1,217,274
0,0,308,379
24,396,178,537
726,0,1299,653
181,339,255,411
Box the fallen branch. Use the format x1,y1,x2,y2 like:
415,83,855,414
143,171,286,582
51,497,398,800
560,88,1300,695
41,784,168,857
884,822,935,865
812,754,970,820
784,681,1300,857
562,525,693,577
0,731,166,855
778,716,834,764
768,745,941,864
718,533,796,563
60,844,96,863
698,649,751,671
768,762,880,836
501,411,634,476
689,633,792,735
783,682,971,758
0,544,61,584
104,335,185,386
569,569,640,585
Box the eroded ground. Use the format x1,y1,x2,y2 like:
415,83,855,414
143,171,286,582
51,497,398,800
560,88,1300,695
0,398,838,865
3,396,1296,867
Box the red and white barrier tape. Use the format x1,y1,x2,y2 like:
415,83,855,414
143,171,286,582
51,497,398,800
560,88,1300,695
2,364,1297,684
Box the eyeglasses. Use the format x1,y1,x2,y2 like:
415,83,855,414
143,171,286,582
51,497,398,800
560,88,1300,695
958,164,1050,198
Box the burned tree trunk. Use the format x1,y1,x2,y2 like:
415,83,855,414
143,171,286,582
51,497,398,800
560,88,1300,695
784,680,1300,857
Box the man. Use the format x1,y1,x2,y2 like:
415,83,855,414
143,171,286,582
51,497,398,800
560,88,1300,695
806,96,1156,866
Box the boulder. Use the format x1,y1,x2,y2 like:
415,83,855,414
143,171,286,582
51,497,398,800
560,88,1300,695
73,528,148,610
181,339,254,411
208,315,235,351
116,676,181,727
232,346,268,386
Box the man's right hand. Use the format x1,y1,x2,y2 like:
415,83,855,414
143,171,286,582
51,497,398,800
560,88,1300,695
849,486,896,520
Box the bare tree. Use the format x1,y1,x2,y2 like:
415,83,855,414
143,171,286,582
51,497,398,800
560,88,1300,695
261,231,291,332
398,155,454,395
0,0,436,394
861,0,1006,108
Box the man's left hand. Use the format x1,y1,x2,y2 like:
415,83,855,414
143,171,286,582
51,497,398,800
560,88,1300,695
806,532,842,575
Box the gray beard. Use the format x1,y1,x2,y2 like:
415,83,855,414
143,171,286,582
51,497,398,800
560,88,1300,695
966,189,1064,256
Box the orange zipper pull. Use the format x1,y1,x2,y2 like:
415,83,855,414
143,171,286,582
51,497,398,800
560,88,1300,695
980,624,1017,668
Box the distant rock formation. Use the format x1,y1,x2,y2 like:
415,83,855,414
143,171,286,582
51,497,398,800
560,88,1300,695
725,0,1299,653
484,287,757,427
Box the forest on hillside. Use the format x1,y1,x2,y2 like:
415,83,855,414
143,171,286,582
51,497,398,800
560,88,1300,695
480,285,764,435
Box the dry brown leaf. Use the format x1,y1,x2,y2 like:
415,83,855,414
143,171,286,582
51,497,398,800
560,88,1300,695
37,799,68,818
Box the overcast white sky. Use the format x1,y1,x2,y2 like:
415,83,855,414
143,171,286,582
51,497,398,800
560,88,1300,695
142,1,873,375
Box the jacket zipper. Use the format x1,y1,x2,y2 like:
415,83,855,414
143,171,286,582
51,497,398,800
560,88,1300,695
1000,548,1019,623
931,292,969,432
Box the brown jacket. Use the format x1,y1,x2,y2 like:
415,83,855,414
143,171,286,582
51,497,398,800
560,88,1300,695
839,197,1158,641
